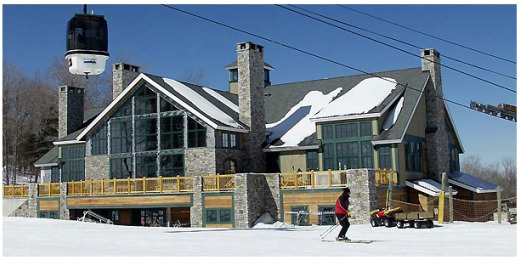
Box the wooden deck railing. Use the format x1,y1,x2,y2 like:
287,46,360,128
375,169,398,186
38,183,61,197
202,174,235,191
3,185,29,198
280,170,347,189
67,176,194,196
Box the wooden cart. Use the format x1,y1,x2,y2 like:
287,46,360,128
395,211,434,229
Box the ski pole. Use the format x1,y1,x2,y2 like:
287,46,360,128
320,222,339,239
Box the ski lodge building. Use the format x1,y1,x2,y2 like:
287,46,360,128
6,41,499,227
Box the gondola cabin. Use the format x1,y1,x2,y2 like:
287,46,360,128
65,13,109,76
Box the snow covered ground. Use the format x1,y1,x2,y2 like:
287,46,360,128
2,217,517,257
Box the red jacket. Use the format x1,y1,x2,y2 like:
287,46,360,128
335,196,349,215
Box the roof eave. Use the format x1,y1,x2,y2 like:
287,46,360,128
263,145,319,152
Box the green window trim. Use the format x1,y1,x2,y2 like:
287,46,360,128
320,121,374,170
404,135,424,172
229,69,238,83
135,154,158,178
90,121,108,155
306,150,319,171
110,156,133,179
205,208,232,224
61,145,85,182
188,118,206,148
378,145,392,170
159,153,184,177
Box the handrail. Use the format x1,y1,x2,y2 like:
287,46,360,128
203,174,235,191
38,183,61,197
2,185,30,198
67,176,194,196
375,169,398,186
280,170,347,189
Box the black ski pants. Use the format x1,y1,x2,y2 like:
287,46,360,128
336,213,350,238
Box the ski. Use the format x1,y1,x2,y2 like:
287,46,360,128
321,239,374,244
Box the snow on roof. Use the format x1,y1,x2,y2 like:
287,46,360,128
382,96,404,130
406,179,458,197
203,87,238,113
312,77,397,120
266,88,342,147
449,171,499,193
163,78,241,128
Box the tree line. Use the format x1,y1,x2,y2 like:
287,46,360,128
461,155,517,199
2,58,112,185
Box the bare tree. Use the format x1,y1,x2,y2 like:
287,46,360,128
461,155,517,198
47,57,112,109
180,68,208,86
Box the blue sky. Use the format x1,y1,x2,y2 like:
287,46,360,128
2,4,517,167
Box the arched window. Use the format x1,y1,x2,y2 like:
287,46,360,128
223,159,237,174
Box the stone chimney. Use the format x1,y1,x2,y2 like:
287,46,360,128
58,85,84,139
422,48,450,181
237,42,266,172
112,63,140,100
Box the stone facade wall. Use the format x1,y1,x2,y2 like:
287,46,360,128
185,148,216,176
58,85,84,139
190,176,203,227
237,42,266,173
85,155,110,180
422,49,450,182
233,173,280,228
9,184,38,217
112,63,140,100
346,169,377,224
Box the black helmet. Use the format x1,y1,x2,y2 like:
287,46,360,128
342,187,350,193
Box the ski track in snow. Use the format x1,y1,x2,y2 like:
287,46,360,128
2,217,516,257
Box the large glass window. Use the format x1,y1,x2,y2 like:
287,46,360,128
320,121,374,170
91,122,108,155
160,97,178,112
336,123,357,139
361,141,373,168
134,87,157,115
110,119,132,154
188,118,206,148
404,138,423,172
322,125,333,140
378,146,392,169
159,154,184,177
110,157,133,179
61,146,85,182
161,116,184,150
135,118,157,152
306,150,319,171
135,154,157,178
323,144,335,170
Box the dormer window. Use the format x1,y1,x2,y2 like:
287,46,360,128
229,69,238,83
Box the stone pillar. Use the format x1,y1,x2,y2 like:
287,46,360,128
346,169,377,224
234,173,281,228
190,176,203,227
60,183,70,220
27,183,38,218
237,42,266,173
422,49,450,181
112,63,140,100
234,173,248,228
58,85,84,139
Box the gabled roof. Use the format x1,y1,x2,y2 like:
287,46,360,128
406,179,458,197
449,171,499,193
224,60,275,70
34,146,59,167
264,67,431,150
76,73,248,142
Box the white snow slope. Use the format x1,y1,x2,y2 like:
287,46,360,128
2,217,516,257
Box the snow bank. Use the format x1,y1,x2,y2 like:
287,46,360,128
2,217,516,256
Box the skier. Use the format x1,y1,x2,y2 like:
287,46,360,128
335,187,351,241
